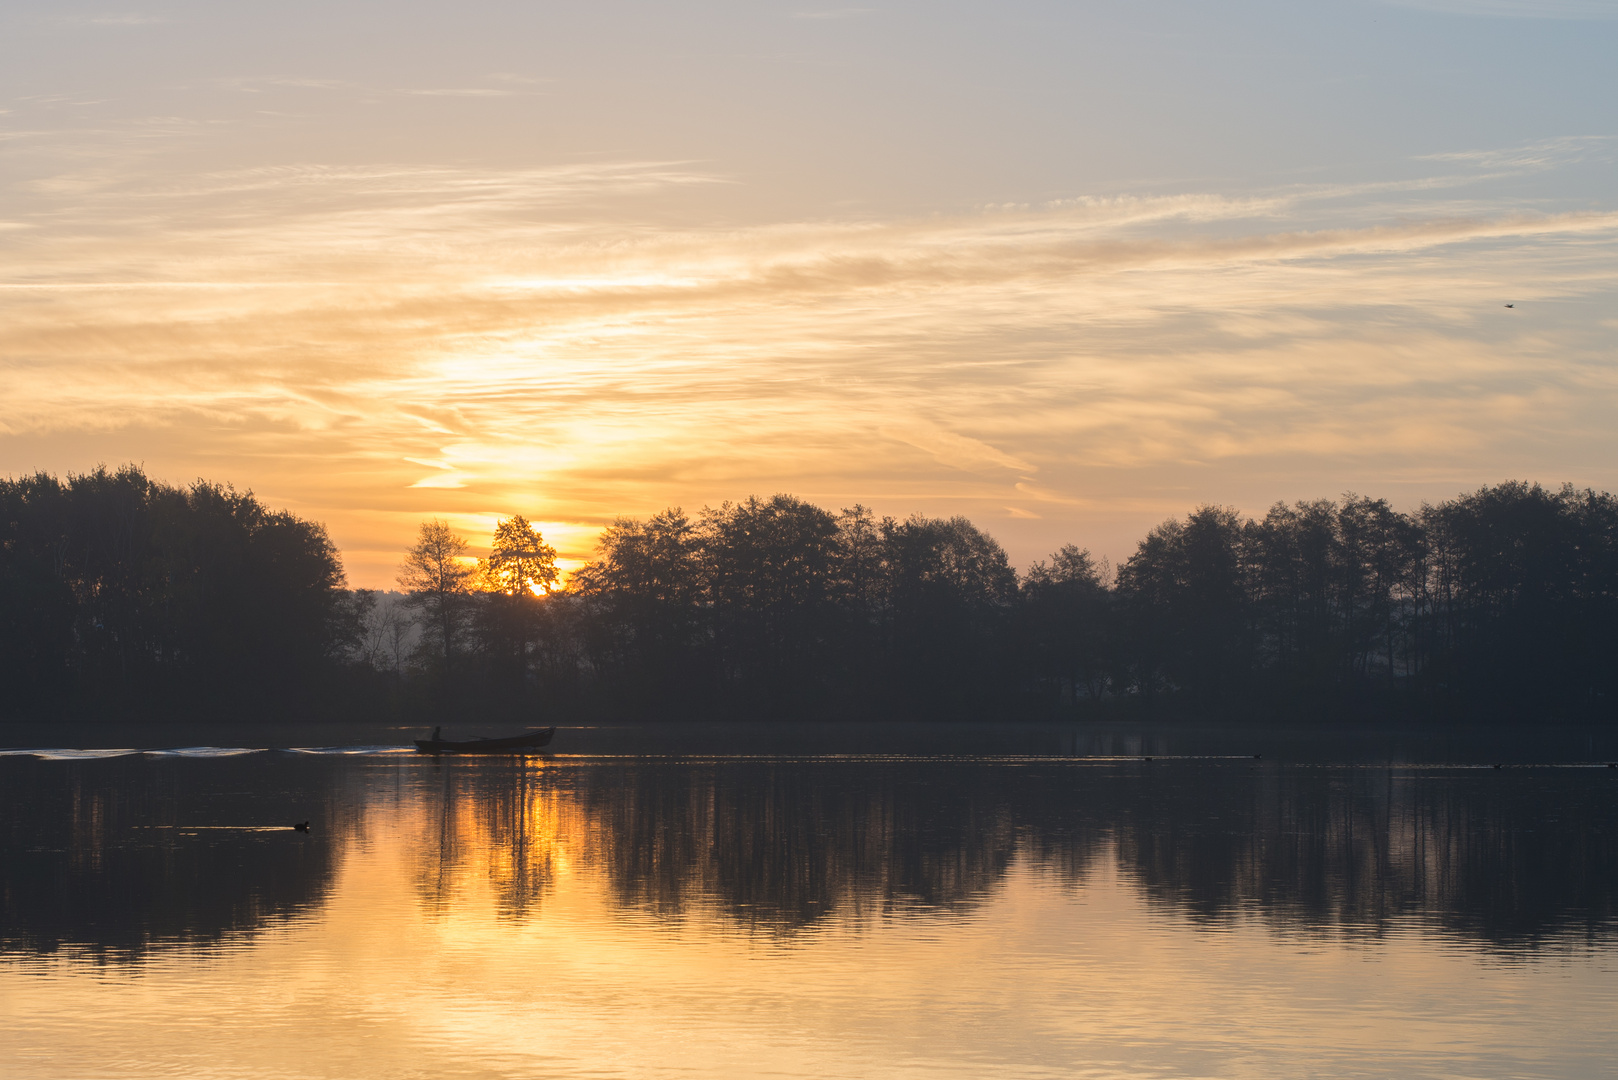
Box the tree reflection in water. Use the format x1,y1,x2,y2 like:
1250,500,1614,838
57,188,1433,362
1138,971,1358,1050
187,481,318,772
575,763,1042,926
414,760,565,919
2,755,1613,959
1112,763,1618,945
410,759,1618,948
0,756,347,958
408,760,1061,931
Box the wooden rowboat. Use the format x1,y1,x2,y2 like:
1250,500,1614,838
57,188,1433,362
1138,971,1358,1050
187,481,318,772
413,727,556,755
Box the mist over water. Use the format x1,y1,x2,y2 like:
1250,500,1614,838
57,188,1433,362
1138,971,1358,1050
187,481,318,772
3,727,1616,1078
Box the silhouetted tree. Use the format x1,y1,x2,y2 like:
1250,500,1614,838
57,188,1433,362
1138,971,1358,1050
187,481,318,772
397,519,476,668
8,468,1615,723
882,514,1019,718
0,465,351,719
0,471,77,714
1019,546,1114,712
825,504,893,711
1420,482,1618,715
483,515,560,597
570,508,711,713
474,515,561,708
702,495,843,715
1115,506,1253,710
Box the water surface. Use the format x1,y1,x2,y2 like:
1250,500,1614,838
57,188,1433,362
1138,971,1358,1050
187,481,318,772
3,728,1616,1079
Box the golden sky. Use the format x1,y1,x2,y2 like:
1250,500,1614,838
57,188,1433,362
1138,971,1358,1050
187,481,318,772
3,2,1616,586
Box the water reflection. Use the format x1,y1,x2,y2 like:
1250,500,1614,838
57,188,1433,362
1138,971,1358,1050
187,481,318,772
414,760,564,918
0,756,346,957
1110,764,1618,945
401,758,1618,947
572,763,1035,927
3,755,1615,958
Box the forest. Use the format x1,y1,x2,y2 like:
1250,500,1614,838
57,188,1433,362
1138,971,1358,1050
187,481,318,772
2,464,1615,723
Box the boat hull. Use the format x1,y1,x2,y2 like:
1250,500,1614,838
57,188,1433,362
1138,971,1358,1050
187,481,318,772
413,727,556,754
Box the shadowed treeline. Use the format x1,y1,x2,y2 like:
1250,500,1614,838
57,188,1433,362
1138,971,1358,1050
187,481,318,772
405,484,1618,723
0,465,365,720
4,467,1616,721
1108,486,1618,720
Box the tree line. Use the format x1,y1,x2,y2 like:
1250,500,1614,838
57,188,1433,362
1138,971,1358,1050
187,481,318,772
386,483,1617,723
0,465,361,719
2,465,1614,722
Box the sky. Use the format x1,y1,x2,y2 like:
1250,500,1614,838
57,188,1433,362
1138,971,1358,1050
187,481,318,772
2,0,1616,587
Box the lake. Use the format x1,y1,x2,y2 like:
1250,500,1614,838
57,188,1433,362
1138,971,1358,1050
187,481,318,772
3,723,1616,1079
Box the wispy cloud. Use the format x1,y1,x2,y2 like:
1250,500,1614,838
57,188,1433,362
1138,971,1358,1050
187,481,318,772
54,12,167,28
881,424,1036,474
212,77,539,100
218,77,353,93
1,141,1614,584
1418,136,1617,170
789,8,878,20
486,73,553,86
1379,0,1618,18
395,88,524,98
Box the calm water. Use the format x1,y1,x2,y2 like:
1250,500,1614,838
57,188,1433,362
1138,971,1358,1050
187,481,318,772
3,725,1617,1079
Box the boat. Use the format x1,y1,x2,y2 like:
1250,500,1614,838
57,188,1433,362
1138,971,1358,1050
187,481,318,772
413,727,556,755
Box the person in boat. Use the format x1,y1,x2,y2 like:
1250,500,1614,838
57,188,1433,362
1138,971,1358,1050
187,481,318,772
431,726,442,743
